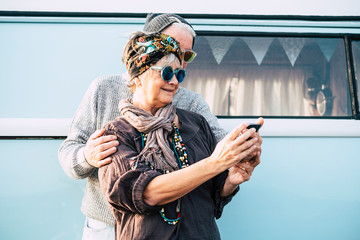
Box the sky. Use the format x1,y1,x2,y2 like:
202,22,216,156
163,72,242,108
1,0,360,16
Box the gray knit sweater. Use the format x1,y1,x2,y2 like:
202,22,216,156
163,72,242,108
58,74,227,225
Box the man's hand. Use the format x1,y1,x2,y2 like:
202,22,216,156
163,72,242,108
84,129,119,168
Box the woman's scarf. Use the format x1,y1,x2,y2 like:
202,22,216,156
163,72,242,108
118,99,179,172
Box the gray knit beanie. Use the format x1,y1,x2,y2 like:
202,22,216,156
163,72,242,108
143,13,194,34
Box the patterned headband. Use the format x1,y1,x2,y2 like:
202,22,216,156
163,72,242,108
125,33,183,79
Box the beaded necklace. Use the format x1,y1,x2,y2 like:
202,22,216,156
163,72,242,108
140,121,189,225
171,122,190,168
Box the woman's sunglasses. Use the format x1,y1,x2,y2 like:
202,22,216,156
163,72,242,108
183,50,197,63
150,66,186,83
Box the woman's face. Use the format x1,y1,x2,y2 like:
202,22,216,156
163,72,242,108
134,57,181,114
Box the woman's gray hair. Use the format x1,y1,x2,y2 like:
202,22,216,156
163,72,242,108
157,53,179,66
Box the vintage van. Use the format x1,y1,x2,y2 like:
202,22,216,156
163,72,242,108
1,12,359,239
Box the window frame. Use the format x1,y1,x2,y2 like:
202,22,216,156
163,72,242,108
191,31,360,120
347,36,360,119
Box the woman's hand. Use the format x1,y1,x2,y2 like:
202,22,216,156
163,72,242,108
217,118,264,197
229,151,260,184
209,123,258,172
221,152,261,197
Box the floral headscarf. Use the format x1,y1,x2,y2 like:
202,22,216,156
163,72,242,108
124,33,183,79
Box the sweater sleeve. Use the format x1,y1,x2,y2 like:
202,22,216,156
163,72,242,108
58,74,130,179
173,87,227,142
57,78,100,179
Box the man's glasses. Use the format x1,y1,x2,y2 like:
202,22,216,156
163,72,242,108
150,66,186,83
183,50,197,63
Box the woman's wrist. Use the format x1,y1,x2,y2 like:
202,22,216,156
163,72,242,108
220,176,239,198
206,154,231,174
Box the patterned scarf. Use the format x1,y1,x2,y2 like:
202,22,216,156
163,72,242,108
118,99,179,172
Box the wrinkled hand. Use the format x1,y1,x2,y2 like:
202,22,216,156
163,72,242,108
227,151,261,185
220,152,260,197
84,129,119,168
210,123,258,171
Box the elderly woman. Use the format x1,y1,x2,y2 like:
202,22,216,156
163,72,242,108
98,32,261,239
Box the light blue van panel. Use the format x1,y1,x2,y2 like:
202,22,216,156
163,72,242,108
0,140,85,240
218,137,360,240
1,138,359,239
0,21,140,118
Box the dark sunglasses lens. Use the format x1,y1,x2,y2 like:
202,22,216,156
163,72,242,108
161,66,174,82
184,51,195,63
176,70,186,83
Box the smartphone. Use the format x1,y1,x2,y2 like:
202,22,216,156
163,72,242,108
247,123,261,132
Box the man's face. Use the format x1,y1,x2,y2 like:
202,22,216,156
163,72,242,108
162,25,193,69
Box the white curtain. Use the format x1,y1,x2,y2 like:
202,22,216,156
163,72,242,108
183,66,311,116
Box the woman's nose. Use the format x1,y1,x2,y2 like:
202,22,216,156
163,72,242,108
168,75,179,84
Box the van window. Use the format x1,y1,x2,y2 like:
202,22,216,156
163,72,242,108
184,35,352,117
352,40,360,113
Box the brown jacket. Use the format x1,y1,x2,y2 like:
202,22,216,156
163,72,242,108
98,109,237,240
